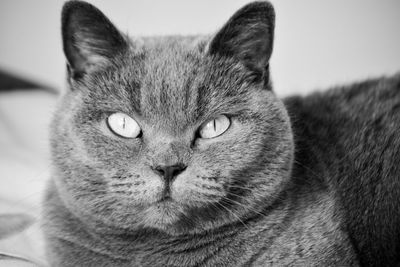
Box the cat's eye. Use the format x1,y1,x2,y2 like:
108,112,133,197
107,112,141,138
199,115,231,139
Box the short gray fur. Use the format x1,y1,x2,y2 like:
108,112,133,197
42,1,400,266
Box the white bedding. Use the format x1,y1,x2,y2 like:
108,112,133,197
0,90,57,264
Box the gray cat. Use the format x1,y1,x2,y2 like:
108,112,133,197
42,1,400,266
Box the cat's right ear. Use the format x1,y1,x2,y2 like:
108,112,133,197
62,1,128,81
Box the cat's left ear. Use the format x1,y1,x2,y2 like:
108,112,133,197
61,1,129,80
208,1,275,78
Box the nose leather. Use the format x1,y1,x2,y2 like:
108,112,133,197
153,163,187,184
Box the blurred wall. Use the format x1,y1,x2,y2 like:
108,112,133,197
0,0,399,96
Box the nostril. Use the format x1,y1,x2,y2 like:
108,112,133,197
154,166,165,176
171,164,187,176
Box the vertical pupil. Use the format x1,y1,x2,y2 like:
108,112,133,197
122,117,126,129
213,119,216,131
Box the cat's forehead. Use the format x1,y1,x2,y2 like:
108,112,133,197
87,37,256,133
140,37,204,89
138,40,204,130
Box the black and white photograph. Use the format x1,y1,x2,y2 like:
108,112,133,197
0,0,400,266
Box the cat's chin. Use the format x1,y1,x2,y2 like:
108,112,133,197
140,199,185,231
137,199,223,236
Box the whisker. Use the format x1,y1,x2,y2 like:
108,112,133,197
220,195,276,221
213,201,250,230
110,183,132,187
226,185,285,201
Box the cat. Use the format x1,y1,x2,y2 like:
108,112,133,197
42,0,400,266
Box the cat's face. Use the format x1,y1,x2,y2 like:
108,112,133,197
51,1,293,235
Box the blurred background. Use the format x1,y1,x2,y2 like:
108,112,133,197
1,0,400,94
0,0,399,263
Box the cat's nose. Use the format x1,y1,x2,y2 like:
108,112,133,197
153,163,187,183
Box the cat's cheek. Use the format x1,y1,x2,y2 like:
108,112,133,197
194,120,255,168
107,170,164,206
171,170,225,206
73,119,142,166
134,176,164,204
171,176,194,202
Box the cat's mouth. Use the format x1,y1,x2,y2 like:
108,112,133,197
157,195,173,203
154,194,179,210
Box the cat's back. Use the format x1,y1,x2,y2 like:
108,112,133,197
284,73,400,266
286,73,400,126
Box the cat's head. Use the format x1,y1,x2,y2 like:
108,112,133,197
51,0,293,235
